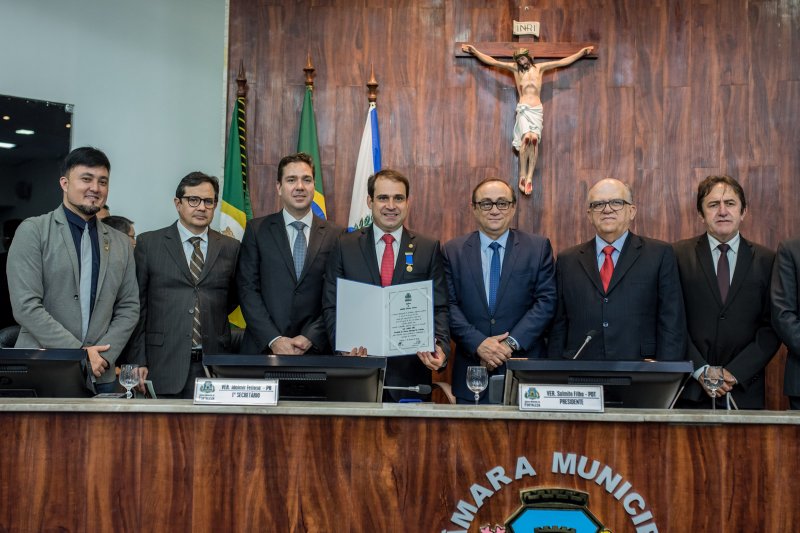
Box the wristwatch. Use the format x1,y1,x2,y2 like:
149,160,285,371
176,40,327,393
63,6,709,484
504,337,520,352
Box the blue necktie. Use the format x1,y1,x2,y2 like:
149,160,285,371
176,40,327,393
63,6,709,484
291,221,307,278
488,242,501,315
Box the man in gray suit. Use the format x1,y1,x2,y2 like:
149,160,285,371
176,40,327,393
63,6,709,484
237,153,341,355
7,147,139,393
130,172,239,398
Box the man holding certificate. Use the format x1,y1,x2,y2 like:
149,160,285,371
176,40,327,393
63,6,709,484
323,169,450,402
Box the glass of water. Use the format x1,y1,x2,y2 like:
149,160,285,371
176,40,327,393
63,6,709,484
703,366,725,410
119,364,139,399
466,365,489,406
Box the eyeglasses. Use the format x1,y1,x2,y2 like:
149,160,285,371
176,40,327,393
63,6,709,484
588,199,631,212
181,196,217,208
474,200,514,211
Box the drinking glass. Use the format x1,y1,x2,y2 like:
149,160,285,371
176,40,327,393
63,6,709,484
466,366,489,406
119,364,139,399
702,366,724,411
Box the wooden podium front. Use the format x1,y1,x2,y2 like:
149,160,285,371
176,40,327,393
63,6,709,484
0,401,798,531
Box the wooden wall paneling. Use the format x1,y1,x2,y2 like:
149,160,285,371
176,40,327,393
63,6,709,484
248,164,277,218
604,0,636,89
747,0,779,167
774,80,800,240
719,84,752,177
375,86,415,173
332,85,365,226
717,0,750,86
689,2,722,170
414,6,447,168
661,86,693,240
634,1,666,173
665,0,691,88
607,87,636,186
576,68,609,173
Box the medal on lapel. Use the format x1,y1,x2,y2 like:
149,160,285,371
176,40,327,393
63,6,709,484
405,250,414,273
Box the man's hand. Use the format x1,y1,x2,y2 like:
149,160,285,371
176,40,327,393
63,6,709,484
476,333,512,370
418,344,447,371
271,337,302,355
289,335,312,354
347,347,367,356
137,366,149,392
85,344,110,378
697,366,737,397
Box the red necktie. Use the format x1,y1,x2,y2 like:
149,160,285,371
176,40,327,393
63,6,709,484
380,234,395,287
600,245,615,292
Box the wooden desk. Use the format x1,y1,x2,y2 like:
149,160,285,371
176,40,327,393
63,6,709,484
0,401,797,532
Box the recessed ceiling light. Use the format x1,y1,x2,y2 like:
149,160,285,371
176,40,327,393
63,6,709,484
65,123,71,128
0,142,16,149
15,129,34,135
1,116,9,121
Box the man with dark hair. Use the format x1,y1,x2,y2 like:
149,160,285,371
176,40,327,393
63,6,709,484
129,171,239,398
674,175,779,409
548,178,686,361
102,215,135,247
323,168,450,402
237,152,342,355
443,178,557,403
7,147,139,392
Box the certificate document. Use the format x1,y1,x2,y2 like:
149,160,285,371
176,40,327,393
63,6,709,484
336,278,434,356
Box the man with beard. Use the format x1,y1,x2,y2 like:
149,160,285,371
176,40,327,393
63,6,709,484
237,152,342,355
130,172,239,398
461,44,593,196
7,147,139,393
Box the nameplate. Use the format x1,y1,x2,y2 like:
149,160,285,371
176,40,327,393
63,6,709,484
518,384,604,412
193,378,279,406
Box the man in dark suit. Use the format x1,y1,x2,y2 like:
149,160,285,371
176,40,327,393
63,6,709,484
443,178,556,403
7,147,139,393
772,237,800,409
548,178,686,360
322,169,450,402
237,153,341,355
130,172,239,398
674,175,779,409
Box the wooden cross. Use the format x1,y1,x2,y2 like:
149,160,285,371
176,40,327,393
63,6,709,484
454,3,597,59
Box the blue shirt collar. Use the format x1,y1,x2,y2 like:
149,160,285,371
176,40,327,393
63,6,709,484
479,230,510,251
595,231,629,256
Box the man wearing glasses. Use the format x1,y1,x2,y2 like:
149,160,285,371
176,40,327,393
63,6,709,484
548,178,686,360
129,172,239,398
443,178,557,403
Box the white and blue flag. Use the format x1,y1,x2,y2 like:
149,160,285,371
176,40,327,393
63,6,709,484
348,102,381,231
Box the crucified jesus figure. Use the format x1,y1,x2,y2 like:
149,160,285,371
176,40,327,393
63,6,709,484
462,44,593,195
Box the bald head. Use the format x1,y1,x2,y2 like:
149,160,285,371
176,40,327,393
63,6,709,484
587,178,636,243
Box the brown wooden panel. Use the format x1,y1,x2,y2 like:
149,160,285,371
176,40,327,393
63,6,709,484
3,411,800,531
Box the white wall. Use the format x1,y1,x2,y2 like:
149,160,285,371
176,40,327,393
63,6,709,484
0,0,227,232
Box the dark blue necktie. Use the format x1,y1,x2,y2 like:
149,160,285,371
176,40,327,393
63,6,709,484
488,241,501,315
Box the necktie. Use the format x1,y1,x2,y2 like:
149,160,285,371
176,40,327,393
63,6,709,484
717,243,731,303
79,223,92,341
488,242,501,315
380,234,395,287
600,245,615,292
189,237,204,348
290,221,307,278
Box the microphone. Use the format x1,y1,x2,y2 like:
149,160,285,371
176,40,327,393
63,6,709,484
383,384,432,395
571,330,599,360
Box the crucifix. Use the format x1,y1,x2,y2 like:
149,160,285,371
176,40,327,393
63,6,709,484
456,6,597,196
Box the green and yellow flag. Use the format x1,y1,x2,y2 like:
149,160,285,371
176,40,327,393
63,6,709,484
297,86,327,219
220,95,252,327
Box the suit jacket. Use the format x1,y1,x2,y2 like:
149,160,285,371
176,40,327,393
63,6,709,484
443,230,557,403
548,233,686,360
129,222,239,395
7,207,139,384
674,234,778,408
322,225,450,401
237,212,341,354
772,237,800,398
